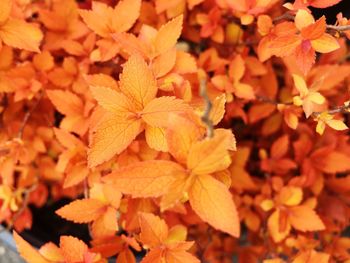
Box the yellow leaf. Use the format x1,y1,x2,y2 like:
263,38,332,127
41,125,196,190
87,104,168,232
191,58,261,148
326,119,348,131
308,91,325,104
103,160,184,198
268,210,291,243
166,225,187,243
154,15,183,57
294,10,315,30
88,114,142,167
279,186,303,206
119,55,157,109
292,74,308,98
0,18,43,52
189,174,240,237
13,231,49,263
311,33,340,53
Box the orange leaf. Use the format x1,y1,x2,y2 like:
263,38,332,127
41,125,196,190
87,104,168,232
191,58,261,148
309,0,342,8
267,210,291,243
139,212,169,248
90,86,135,114
79,0,141,37
289,205,325,231
119,55,157,109
13,231,49,263
292,249,330,263
154,15,183,57
56,199,106,223
165,249,201,263
88,114,143,167
0,18,43,52
166,114,203,164
301,16,326,40
316,151,350,173
39,243,64,262
151,48,177,78
47,89,83,116
60,236,88,263
141,96,191,127
141,248,163,263
189,174,240,237
63,163,89,188
103,160,184,198
270,135,289,159
145,126,168,152
111,0,141,33
187,129,235,175
0,0,11,25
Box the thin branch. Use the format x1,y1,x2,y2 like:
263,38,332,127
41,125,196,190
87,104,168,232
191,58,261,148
199,79,214,138
6,183,38,230
273,12,294,23
17,92,43,139
256,95,293,106
83,178,94,239
326,24,350,32
312,103,350,117
273,12,350,33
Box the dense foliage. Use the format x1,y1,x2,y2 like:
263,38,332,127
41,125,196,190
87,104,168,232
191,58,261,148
1,0,350,262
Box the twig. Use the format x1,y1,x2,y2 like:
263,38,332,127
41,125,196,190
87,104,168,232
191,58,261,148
273,12,350,33
256,95,293,106
17,92,43,139
83,178,94,238
326,24,350,32
312,103,350,117
199,79,214,138
273,12,294,23
6,184,38,231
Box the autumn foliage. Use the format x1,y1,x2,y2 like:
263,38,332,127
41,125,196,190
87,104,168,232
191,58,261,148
1,0,350,262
